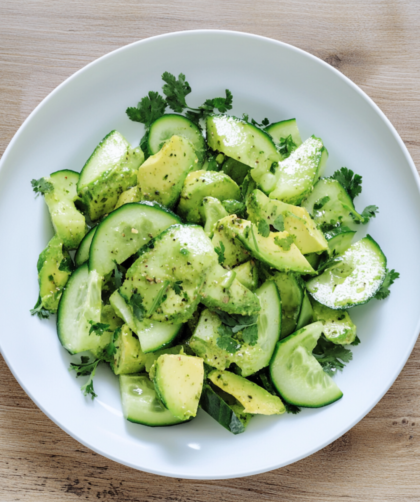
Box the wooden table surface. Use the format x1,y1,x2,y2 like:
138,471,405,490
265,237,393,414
1,1,420,500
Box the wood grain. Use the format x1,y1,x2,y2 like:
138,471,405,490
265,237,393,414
1,1,420,500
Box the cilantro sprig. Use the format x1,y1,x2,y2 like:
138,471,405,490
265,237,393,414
215,311,259,353
274,234,295,251
331,167,362,201
31,178,53,198
374,269,400,300
30,296,51,319
313,336,353,377
88,320,112,336
257,219,270,238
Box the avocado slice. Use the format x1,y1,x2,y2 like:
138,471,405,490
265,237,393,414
211,218,249,269
113,324,146,375
138,135,198,209
178,170,240,223
199,196,228,237
311,299,357,345
114,186,141,209
247,189,328,254
208,370,285,415
232,261,258,291
153,354,204,420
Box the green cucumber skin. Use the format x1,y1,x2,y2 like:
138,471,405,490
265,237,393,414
200,384,248,435
75,226,97,267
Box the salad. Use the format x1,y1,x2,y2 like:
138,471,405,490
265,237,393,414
30,72,399,434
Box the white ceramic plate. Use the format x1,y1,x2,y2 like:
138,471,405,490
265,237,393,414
0,30,419,480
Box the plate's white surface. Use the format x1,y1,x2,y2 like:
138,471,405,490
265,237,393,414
0,30,419,480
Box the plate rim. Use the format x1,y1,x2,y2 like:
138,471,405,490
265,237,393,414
1,29,419,480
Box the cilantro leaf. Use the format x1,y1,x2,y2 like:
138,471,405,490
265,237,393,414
130,293,146,321
351,335,361,346
216,310,238,327
58,255,73,273
331,167,362,201
88,320,112,336
216,324,241,353
31,178,53,198
257,219,270,238
374,268,400,300
113,261,125,289
313,196,330,211
214,241,225,264
126,91,167,128
273,214,285,232
222,199,246,217
313,336,353,377
242,324,259,345
162,72,191,112
360,205,379,223
274,234,294,251
284,402,302,414
70,356,100,400
30,296,50,319
173,280,183,295
277,135,297,157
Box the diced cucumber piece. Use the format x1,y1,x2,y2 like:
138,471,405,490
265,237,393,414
75,226,97,267
222,157,251,185
153,354,204,420
302,178,364,229
247,189,328,254
296,291,313,330
206,115,280,174
147,114,206,166
78,131,144,221
265,118,302,148
311,300,357,345
89,202,180,278
138,135,198,208
208,370,285,415
306,235,387,309
57,264,104,354
200,384,252,435
271,272,304,338
232,261,258,291
201,264,261,316
113,324,146,375
177,170,240,224
34,235,73,314
114,186,141,209
223,215,314,274
43,170,87,249
211,218,249,268
199,196,228,237
261,136,328,204
109,290,182,353
120,225,216,323
325,227,357,256
270,322,343,407
120,374,185,426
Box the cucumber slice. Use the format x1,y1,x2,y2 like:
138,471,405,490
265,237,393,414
120,374,185,426
43,170,87,249
306,235,387,309
296,291,314,330
109,291,182,353
325,227,357,256
200,384,252,435
75,226,97,267
271,272,304,338
148,114,206,166
113,324,146,375
270,322,343,407
206,115,280,174
89,202,180,277
265,118,302,147
57,264,104,354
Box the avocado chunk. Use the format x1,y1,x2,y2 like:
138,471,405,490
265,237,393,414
247,189,328,254
232,261,258,291
138,135,198,208
89,304,124,358
211,217,249,268
222,157,251,185
43,170,87,249
78,131,144,221
144,345,185,373
177,170,241,223
223,215,315,274
208,370,285,415
201,263,261,316
114,186,141,209
199,196,228,237
311,300,357,345
34,234,73,314
120,225,217,324
153,354,204,420
113,324,146,375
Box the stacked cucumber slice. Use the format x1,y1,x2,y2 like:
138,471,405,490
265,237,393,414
31,73,399,434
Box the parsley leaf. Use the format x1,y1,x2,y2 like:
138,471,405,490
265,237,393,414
274,234,295,251
58,255,74,273
31,178,53,197
126,91,167,128
273,214,285,232
313,196,331,211
214,241,225,264
313,336,353,377
88,320,112,336
242,324,259,345
331,167,362,201
360,205,379,223
173,280,183,295
30,296,50,319
257,219,270,238
374,268,400,300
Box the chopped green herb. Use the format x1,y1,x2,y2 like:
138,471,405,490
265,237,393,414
173,280,183,295
180,248,189,256
147,280,170,315
126,91,167,128
31,178,53,197
214,241,225,264
113,260,126,289
360,205,379,223
257,219,270,238
58,255,73,273
273,214,285,232
222,199,246,217
374,268,400,300
313,336,353,377
331,167,362,201
30,296,50,319
314,196,331,211
88,320,112,337
274,234,294,251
